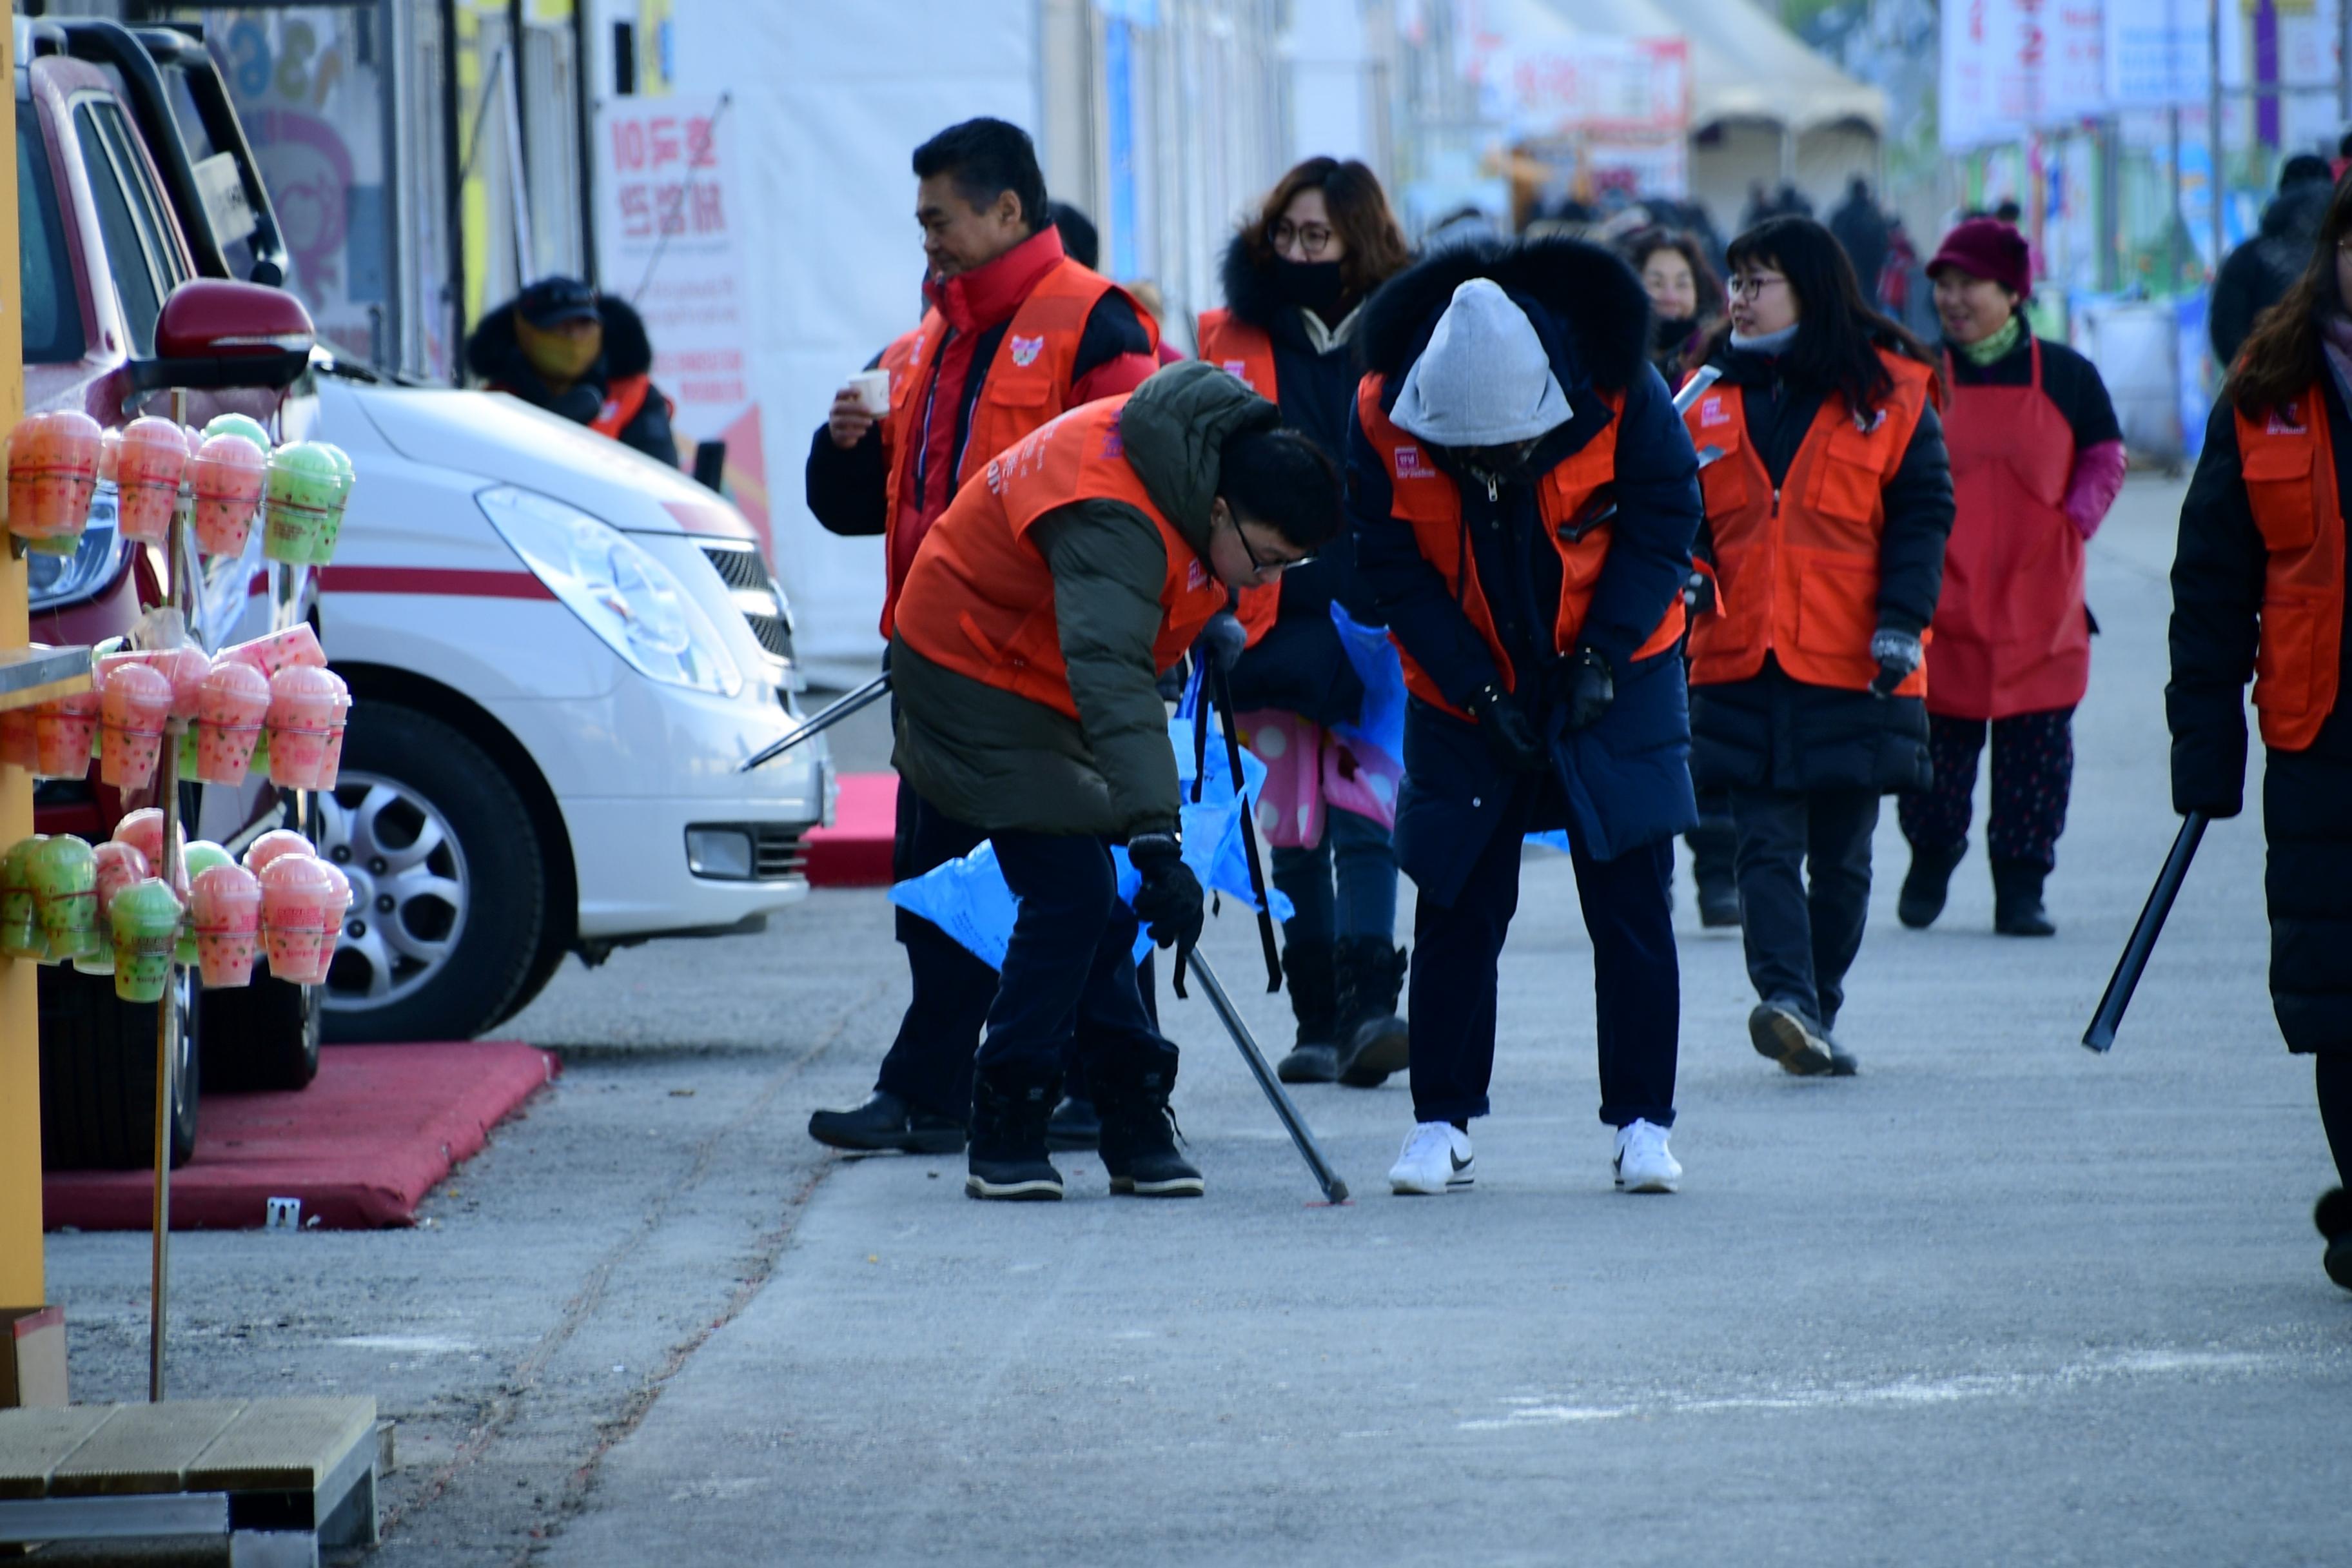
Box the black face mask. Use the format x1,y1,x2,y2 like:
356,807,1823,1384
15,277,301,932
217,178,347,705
1653,314,1697,352
1273,259,1347,319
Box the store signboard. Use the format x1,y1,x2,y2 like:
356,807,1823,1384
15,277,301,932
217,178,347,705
2105,0,2214,106
1471,34,1691,138
592,95,770,554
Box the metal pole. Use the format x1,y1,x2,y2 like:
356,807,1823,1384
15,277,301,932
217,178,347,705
2209,0,2226,277
2168,105,2184,295
148,388,195,1402
2083,813,2210,1052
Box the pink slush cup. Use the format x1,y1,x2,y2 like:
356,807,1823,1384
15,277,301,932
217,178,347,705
242,828,314,876
8,410,103,551
288,859,352,985
191,861,264,987
32,689,101,780
114,416,190,543
266,665,351,790
188,432,268,556
99,662,173,790
113,807,185,887
195,660,271,785
260,854,338,982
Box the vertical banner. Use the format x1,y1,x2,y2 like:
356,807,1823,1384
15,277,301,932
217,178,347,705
593,95,770,554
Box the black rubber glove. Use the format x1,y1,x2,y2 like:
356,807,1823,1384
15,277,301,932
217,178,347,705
1563,647,1614,733
1195,610,1246,676
1127,832,1205,974
1868,627,1923,698
1466,682,1551,774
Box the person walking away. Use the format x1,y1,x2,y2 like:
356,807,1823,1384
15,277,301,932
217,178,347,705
1624,226,1740,930
466,276,680,465
1828,178,1893,312
1198,157,1416,1086
1684,217,1954,1077
1352,240,1703,1196
2211,155,2337,370
2169,174,2352,1290
1896,219,2125,935
801,117,1161,1157
891,362,1339,1200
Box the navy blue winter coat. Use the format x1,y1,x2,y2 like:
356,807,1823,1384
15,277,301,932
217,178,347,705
1349,239,1704,901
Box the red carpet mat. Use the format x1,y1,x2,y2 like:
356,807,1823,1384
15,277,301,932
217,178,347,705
44,1043,558,1231
804,771,896,887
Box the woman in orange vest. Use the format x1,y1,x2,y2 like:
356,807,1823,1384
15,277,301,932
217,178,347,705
1199,157,1415,1088
2170,175,2352,1291
892,363,1340,1201
1684,217,1954,1079
1894,219,2126,939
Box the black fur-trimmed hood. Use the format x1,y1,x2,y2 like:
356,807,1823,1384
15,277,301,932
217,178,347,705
465,291,658,387
1358,237,1652,396
1218,230,1287,331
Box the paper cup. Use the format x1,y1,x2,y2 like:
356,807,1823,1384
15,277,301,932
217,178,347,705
191,861,264,988
29,835,99,961
99,662,172,790
32,689,101,781
109,877,184,1003
1,836,48,958
195,660,272,785
850,368,892,416
266,665,351,790
188,433,268,556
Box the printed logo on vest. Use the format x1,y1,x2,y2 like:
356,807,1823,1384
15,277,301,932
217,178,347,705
1220,360,1256,390
1698,395,1729,427
1188,559,1208,590
1099,409,1126,460
1854,407,1887,434
1393,444,1429,479
599,399,621,422
1009,335,1046,368
2268,405,2307,435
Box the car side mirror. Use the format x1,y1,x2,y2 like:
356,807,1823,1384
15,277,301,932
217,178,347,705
124,279,315,395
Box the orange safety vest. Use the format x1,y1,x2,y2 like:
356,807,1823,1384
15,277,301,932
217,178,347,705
869,326,927,479
894,396,1228,721
1683,350,1936,698
2235,390,2348,751
589,373,662,440
1355,375,1687,722
1199,311,1285,646
881,259,1157,637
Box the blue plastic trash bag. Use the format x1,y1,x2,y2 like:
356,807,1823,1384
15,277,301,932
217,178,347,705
1525,828,1573,854
1329,603,1406,765
887,839,1023,970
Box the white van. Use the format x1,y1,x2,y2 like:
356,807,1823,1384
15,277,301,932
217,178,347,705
302,360,832,1043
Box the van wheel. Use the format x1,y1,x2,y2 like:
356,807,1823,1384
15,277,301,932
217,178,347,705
39,965,200,1170
315,701,545,1043
198,970,320,1092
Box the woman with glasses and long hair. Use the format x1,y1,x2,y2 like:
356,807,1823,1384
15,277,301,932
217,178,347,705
1682,217,1955,1079
1199,157,1416,1087
2170,175,2352,1291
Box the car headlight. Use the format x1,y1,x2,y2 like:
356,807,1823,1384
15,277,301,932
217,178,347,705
26,487,126,611
478,485,742,696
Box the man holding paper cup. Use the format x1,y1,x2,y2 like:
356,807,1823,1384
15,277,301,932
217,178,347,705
805,117,1162,1159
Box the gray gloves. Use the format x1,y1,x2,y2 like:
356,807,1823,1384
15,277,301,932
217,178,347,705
1869,627,1923,698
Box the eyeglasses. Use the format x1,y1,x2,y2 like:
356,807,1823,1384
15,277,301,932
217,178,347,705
1728,272,1788,300
1270,220,1336,257
1231,516,1313,576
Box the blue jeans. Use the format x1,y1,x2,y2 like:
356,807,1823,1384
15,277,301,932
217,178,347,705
980,830,1170,1079
1271,806,1398,944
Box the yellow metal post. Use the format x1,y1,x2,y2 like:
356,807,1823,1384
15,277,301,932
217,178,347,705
0,17,42,1312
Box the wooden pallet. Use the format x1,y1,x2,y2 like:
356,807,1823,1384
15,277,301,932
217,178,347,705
0,1397,379,1566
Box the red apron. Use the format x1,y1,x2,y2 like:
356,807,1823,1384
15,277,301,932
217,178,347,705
1926,337,2088,720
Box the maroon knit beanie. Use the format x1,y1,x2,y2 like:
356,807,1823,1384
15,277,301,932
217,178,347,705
1928,217,2031,300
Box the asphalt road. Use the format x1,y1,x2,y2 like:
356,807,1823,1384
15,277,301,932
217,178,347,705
40,473,2352,1565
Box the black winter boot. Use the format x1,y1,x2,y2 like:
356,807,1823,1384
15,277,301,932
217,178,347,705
965,1067,1064,1200
1335,937,1411,1088
1093,1041,1203,1197
1991,859,2057,936
1897,841,1966,929
2316,1188,2352,1292
1046,1096,1101,1151
1275,939,1340,1084
1686,821,1742,928
808,1090,966,1154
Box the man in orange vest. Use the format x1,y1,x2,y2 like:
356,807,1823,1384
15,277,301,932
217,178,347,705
802,120,1160,1159
890,361,1340,1200
1351,242,1703,1199
466,275,679,466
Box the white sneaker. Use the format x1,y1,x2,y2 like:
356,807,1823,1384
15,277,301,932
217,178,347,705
1389,1121,1475,1195
1613,1119,1681,1193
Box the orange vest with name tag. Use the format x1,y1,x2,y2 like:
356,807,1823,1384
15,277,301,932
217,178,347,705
1355,375,1686,722
2235,389,2348,751
895,396,1228,721
1199,309,1284,645
1681,350,1934,698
